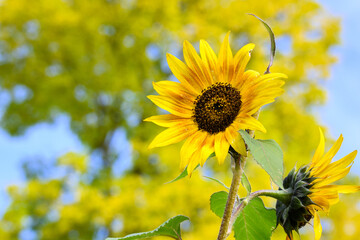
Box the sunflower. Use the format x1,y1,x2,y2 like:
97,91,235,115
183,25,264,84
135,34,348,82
145,33,286,174
276,128,359,240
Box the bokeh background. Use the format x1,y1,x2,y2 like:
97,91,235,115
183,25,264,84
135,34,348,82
0,0,359,239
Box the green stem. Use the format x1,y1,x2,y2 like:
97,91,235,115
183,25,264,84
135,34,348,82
217,153,245,240
219,15,276,236
217,109,260,240
228,189,292,231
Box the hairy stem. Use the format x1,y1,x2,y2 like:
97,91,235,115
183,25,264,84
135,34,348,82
217,109,260,240
228,189,292,230
217,153,245,240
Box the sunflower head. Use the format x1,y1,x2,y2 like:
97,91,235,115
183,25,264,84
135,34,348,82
276,166,317,238
145,33,286,174
276,128,359,240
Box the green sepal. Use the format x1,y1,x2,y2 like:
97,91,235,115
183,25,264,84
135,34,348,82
295,186,312,197
282,167,296,189
289,197,304,210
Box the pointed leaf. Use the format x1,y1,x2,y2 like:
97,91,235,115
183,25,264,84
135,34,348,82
106,215,189,240
241,173,251,194
166,165,199,184
204,176,230,190
248,13,276,74
210,191,228,218
233,198,276,240
240,130,284,188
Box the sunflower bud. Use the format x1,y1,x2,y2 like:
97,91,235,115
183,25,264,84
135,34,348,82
275,166,317,238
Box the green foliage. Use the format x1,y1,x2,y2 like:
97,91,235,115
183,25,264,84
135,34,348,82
166,165,199,184
57,152,88,173
210,191,229,218
241,173,251,195
210,192,276,240
106,215,189,240
240,130,284,189
204,176,230,190
233,198,277,240
248,14,276,74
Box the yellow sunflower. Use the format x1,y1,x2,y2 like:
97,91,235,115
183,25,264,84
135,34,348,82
276,128,359,240
145,33,286,174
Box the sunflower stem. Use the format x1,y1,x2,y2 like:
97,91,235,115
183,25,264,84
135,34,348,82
218,17,277,237
217,109,260,240
217,153,245,240
228,189,292,231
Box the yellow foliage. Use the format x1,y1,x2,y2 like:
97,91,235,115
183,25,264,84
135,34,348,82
58,152,88,173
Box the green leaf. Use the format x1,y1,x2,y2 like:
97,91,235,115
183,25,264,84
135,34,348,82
204,176,230,190
241,173,251,194
106,215,189,240
233,198,277,240
166,151,216,184
210,191,228,218
240,130,284,188
248,13,276,74
166,165,199,184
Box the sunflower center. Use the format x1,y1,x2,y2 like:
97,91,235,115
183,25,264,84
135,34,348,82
193,82,241,134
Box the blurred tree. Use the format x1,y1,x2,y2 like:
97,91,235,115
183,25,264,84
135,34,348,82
0,0,356,240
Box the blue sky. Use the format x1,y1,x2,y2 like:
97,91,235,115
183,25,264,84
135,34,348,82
0,0,360,216
317,0,360,173
0,115,85,215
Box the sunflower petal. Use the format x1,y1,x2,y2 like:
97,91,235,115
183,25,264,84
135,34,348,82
187,147,202,176
313,189,340,206
218,32,234,83
179,133,197,170
317,150,357,177
166,53,203,94
144,114,191,127
214,133,230,164
147,95,192,118
311,128,325,168
243,79,285,95
234,69,260,89
153,81,196,101
200,39,218,83
236,114,267,133
257,72,288,81
323,185,360,194
310,194,334,212
227,128,247,156
313,211,322,240
313,134,344,174
180,131,207,170
200,134,215,166
315,166,352,187
183,40,212,86
241,95,283,115
149,124,197,149
233,43,255,83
